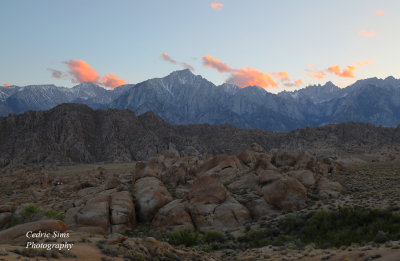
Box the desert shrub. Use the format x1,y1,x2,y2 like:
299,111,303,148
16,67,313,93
199,243,212,251
280,214,307,234
300,206,400,247
10,216,21,227
374,230,388,243
123,253,146,261
11,205,65,226
236,207,400,250
101,247,118,257
168,229,201,247
60,250,77,258
163,251,179,260
203,230,226,244
238,228,272,248
167,229,227,248
274,235,297,246
12,248,47,258
44,209,65,221
20,205,41,218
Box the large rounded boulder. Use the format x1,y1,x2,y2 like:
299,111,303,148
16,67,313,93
133,177,172,221
262,177,307,210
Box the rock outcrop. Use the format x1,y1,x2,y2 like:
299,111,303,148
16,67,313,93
66,190,135,234
0,143,344,237
0,219,66,244
133,177,172,222
151,200,194,231
127,143,343,233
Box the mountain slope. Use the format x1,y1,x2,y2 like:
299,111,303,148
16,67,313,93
0,82,134,115
111,70,303,131
1,70,400,131
0,103,399,167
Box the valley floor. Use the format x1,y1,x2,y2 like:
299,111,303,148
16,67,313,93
0,157,399,260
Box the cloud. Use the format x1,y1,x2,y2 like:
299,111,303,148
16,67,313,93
355,59,375,66
201,55,277,88
375,10,385,16
161,53,194,71
294,79,303,86
283,79,303,87
211,3,223,10
64,59,100,84
202,55,232,73
48,68,67,79
307,71,327,79
226,67,278,89
4,83,11,87
307,59,374,80
306,64,327,80
327,59,373,78
102,73,126,89
328,65,356,78
49,59,125,88
161,52,177,65
272,71,290,82
359,30,376,37
307,63,316,69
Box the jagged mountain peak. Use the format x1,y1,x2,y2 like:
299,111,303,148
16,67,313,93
168,68,194,77
322,81,338,89
348,76,400,89
1,71,400,132
163,69,212,87
218,83,241,94
384,75,396,81
72,81,102,89
25,84,57,87
72,82,108,98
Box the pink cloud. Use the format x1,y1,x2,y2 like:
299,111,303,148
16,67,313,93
161,52,194,71
355,59,375,66
272,71,290,82
328,65,356,78
375,10,385,16
64,59,100,84
161,52,177,65
227,67,278,89
102,73,126,89
359,30,376,37
284,79,303,87
307,63,316,69
202,55,232,73
4,83,11,87
327,59,373,78
201,55,277,89
50,59,126,88
211,3,223,10
307,71,327,79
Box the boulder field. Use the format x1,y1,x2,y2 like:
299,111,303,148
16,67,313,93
0,143,343,236
133,143,343,234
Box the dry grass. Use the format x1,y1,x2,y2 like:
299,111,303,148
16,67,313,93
47,162,137,178
333,160,400,209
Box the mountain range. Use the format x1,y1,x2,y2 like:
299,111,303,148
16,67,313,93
0,103,399,167
1,69,399,131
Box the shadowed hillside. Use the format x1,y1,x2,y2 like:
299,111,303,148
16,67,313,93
0,103,399,167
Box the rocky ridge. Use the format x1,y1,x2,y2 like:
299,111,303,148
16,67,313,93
2,70,400,132
0,103,399,168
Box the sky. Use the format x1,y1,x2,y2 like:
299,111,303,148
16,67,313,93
1,0,400,93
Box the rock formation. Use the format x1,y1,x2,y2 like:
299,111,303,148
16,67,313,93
0,103,399,167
